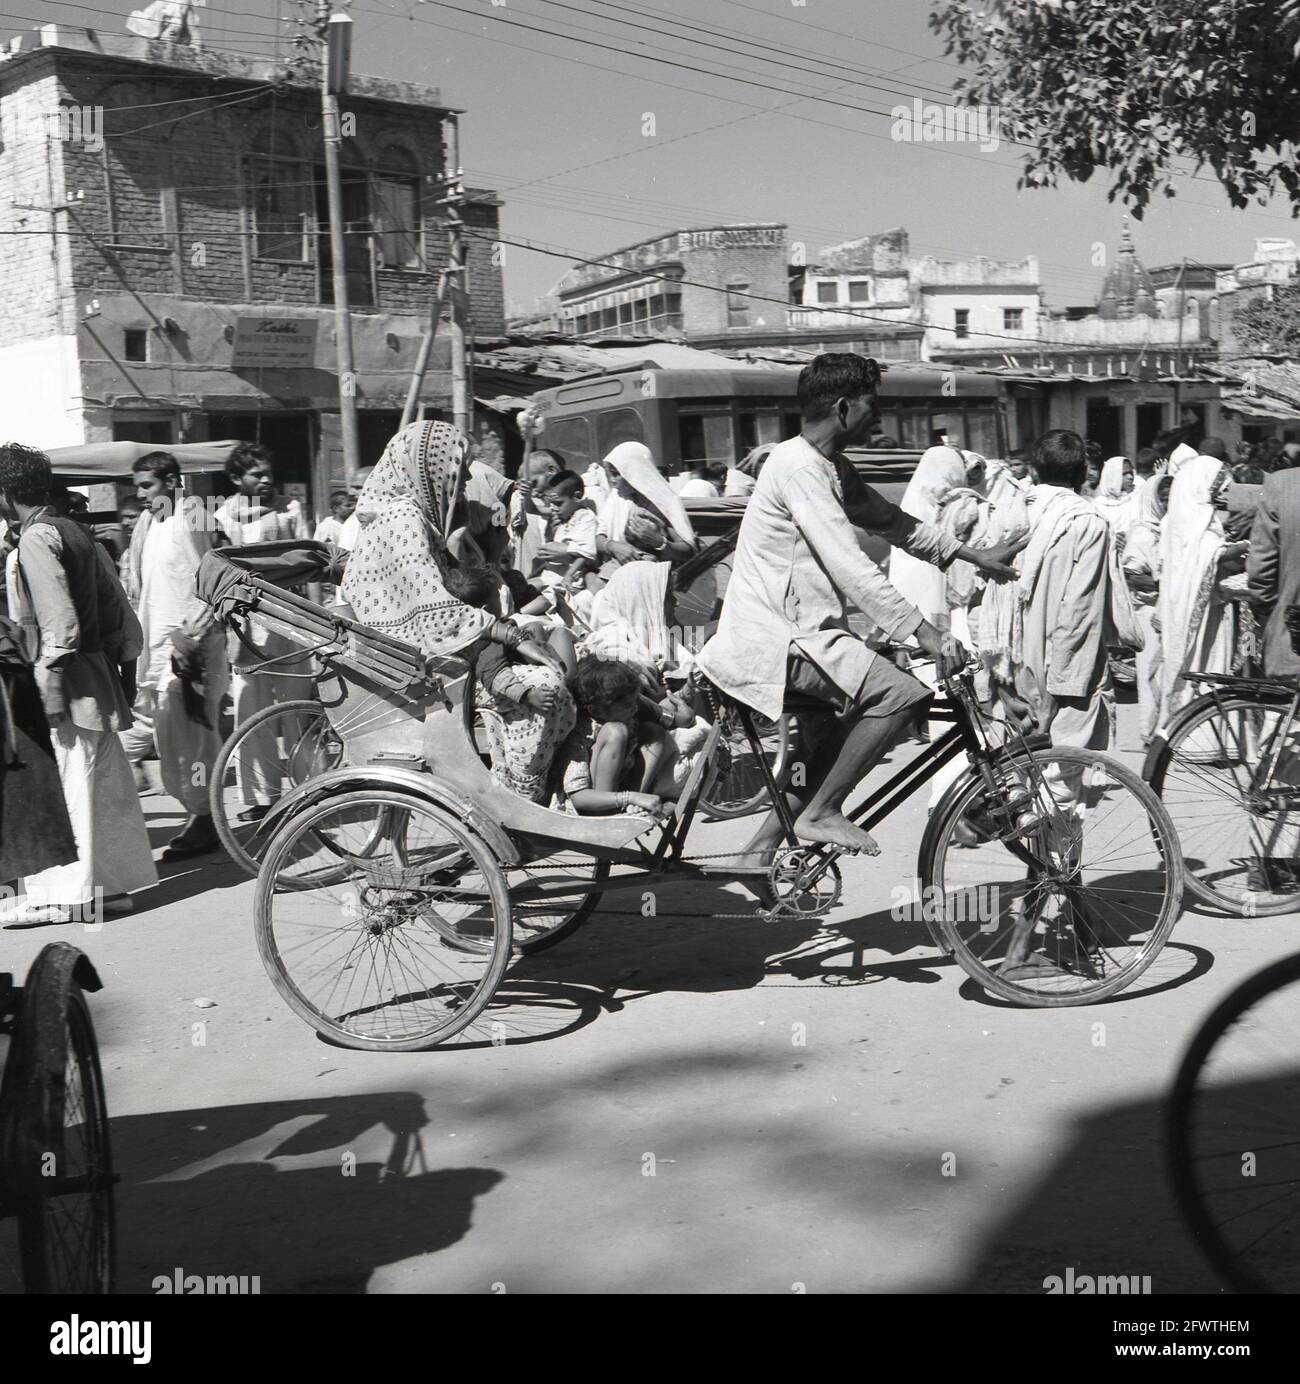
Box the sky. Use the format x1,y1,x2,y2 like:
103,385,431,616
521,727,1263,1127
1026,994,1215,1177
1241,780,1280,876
7,0,1299,317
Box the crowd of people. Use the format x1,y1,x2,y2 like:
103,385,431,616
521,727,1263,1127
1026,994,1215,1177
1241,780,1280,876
1,349,1298,924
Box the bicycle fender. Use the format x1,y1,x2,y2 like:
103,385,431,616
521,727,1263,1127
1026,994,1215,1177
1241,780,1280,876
251,763,520,867
1141,732,1169,784
24,942,102,998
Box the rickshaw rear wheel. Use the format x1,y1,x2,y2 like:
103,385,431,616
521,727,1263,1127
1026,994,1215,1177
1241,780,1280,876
254,788,512,1050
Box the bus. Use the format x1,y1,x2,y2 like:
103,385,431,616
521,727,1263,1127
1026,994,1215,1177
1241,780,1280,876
528,361,1031,487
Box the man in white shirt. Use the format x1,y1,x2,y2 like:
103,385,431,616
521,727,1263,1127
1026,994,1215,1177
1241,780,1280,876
336,466,374,550
216,443,310,822
131,451,230,858
313,489,355,546
697,353,1019,867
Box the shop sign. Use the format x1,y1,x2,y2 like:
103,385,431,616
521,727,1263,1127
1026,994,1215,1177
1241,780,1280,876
231,317,318,368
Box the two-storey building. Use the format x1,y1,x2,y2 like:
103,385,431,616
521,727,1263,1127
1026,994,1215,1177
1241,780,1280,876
0,25,504,515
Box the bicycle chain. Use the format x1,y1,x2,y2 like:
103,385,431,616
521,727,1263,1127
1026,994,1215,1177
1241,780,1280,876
514,850,834,922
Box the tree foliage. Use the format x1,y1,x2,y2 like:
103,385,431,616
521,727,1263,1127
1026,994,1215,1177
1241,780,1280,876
1235,283,1300,354
929,0,1300,217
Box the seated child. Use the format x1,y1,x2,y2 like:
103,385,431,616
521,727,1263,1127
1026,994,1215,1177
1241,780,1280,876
553,655,707,817
443,563,573,719
532,471,598,587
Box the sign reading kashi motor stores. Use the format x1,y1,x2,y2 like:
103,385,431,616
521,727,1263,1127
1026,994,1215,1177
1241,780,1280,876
231,317,319,368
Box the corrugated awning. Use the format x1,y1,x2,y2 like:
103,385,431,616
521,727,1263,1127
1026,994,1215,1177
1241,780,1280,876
1220,396,1300,421
475,395,533,414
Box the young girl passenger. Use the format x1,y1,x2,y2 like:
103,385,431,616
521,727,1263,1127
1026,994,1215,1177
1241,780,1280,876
554,656,679,818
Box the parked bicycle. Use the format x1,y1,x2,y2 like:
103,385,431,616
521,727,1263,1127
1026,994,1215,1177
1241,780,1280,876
1145,603,1300,916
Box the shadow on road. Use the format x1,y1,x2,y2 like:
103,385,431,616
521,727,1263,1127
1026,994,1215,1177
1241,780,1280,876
106,1092,502,1293
468,877,1210,1046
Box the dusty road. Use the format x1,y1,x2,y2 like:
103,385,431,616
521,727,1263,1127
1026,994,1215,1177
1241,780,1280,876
0,701,1290,1293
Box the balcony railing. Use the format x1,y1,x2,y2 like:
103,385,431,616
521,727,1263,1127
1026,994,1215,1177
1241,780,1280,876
579,313,684,339
789,306,914,331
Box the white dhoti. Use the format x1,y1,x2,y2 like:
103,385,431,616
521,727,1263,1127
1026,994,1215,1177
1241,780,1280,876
1041,688,1113,818
231,668,300,807
22,722,158,908
1135,604,1161,745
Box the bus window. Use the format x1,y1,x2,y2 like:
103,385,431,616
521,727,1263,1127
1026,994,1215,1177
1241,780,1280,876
870,408,901,445
679,410,735,469
895,408,931,449
539,416,593,472
737,408,784,453
782,410,801,439
595,407,645,458
964,408,1000,457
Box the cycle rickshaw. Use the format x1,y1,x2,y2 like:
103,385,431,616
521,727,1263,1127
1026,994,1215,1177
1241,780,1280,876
198,545,1184,1052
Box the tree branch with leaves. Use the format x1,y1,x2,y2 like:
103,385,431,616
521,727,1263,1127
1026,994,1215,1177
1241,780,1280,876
929,0,1300,217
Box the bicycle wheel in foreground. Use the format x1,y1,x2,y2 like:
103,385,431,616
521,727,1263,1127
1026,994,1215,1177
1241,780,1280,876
1168,952,1300,1293
255,789,512,1050
920,747,1182,1006
1147,692,1300,916
1,947,115,1293
212,698,341,876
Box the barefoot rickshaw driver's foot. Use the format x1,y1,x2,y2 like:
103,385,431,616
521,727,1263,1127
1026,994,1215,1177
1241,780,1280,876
795,812,881,856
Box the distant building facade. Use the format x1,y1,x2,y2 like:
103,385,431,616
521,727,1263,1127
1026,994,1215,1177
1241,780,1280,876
1215,238,1300,358
547,223,1038,364
552,224,789,342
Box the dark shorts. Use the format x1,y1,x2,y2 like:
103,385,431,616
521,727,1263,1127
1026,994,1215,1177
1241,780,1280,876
785,651,932,723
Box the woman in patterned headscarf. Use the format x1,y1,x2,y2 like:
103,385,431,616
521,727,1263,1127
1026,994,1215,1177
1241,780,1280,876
342,421,575,800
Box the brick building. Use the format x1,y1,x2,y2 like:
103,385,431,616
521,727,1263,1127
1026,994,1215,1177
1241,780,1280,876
0,25,504,516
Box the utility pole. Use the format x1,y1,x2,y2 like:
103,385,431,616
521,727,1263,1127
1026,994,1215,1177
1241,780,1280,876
444,115,473,438
399,114,467,430
319,5,362,484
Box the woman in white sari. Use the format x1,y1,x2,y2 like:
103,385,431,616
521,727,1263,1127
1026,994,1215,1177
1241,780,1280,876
1122,475,1168,743
887,445,968,624
579,560,694,680
596,442,697,570
1092,456,1138,537
1157,456,1243,733
889,446,989,814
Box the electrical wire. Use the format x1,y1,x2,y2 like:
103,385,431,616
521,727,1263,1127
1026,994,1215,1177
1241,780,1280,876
530,0,955,105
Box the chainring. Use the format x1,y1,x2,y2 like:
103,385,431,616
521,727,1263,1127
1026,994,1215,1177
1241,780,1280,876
765,847,842,920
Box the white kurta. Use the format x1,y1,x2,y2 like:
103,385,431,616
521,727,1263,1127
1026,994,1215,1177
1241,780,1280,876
137,509,229,815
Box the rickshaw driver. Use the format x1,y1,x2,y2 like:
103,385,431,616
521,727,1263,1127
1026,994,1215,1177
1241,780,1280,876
695,352,1021,868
